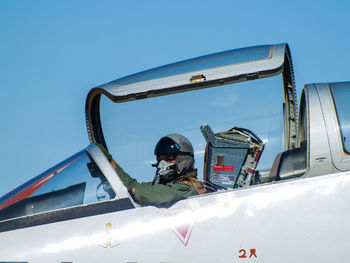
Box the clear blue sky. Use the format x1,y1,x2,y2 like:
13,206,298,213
1,0,349,195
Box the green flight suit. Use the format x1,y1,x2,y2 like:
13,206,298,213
97,143,198,207
114,162,198,207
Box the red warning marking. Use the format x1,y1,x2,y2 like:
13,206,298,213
247,168,255,174
213,165,234,172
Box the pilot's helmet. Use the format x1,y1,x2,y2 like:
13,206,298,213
154,134,194,175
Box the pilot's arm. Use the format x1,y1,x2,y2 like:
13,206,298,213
113,160,197,207
97,144,197,206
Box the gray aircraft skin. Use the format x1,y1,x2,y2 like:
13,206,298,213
1,43,350,263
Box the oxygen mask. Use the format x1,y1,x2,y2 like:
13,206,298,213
152,160,177,185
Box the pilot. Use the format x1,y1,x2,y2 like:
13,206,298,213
101,134,206,207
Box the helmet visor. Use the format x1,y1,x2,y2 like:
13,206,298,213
154,137,180,156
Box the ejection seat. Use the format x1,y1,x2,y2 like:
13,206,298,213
200,124,265,189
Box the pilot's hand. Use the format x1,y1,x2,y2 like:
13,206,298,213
110,158,117,169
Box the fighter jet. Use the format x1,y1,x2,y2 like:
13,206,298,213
1,43,350,263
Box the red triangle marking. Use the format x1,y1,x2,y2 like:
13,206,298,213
175,224,190,239
172,222,194,246
158,207,197,246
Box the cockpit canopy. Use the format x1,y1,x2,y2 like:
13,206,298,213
86,44,297,183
